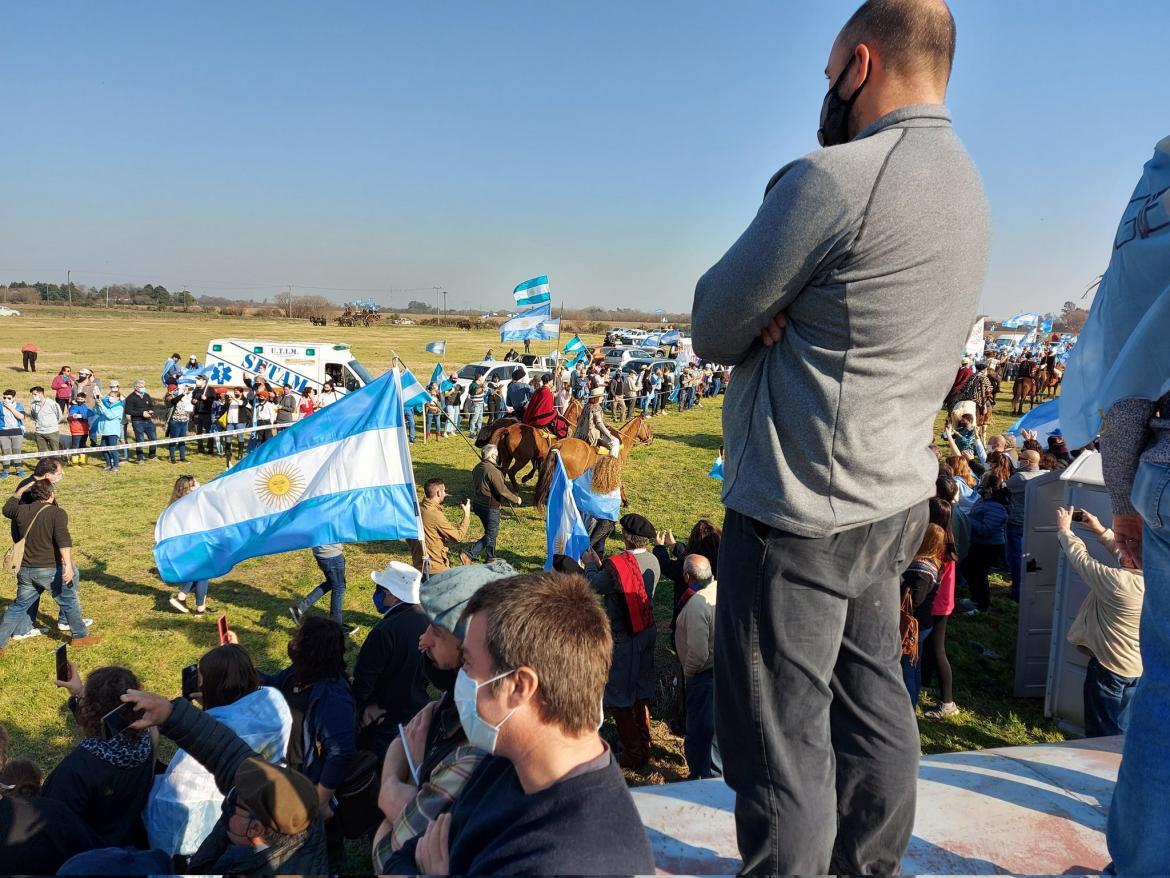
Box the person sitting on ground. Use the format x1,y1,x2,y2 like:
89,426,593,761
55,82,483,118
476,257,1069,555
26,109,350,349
120,688,328,873
45,664,156,847
146,643,292,859
353,562,430,758
1056,506,1144,737
674,554,721,779
261,616,355,867
405,571,656,875
373,560,515,872
0,722,102,873
581,513,660,771
411,478,471,574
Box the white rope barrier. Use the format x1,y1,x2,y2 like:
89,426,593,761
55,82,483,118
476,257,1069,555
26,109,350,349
0,423,292,464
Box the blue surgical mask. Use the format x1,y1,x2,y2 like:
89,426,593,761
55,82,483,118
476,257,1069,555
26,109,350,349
454,668,517,754
372,588,392,615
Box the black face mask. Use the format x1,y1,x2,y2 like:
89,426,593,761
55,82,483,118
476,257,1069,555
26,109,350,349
421,652,459,693
817,53,869,147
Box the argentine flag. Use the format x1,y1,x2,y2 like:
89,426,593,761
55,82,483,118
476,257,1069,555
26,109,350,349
1002,312,1040,329
544,455,591,569
398,367,430,409
500,301,555,341
572,466,621,523
177,365,215,386
563,335,586,356
513,275,552,308
154,370,422,582
641,333,662,349
539,318,561,336
425,341,446,356
1007,398,1061,439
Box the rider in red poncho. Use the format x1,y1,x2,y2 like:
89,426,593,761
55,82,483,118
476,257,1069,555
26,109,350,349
522,374,567,438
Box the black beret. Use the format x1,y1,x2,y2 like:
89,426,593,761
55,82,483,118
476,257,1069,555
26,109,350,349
619,513,656,540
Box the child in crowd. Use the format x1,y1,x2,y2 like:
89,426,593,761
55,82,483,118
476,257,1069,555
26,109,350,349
165,475,211,615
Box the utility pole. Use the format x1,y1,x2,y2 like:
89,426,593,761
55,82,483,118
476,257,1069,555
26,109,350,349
104,285,109,308
442,290,447,319
287,284,293,319
66,269,72,312
433,285,439,317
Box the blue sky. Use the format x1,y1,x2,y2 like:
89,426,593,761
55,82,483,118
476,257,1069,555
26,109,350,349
0,1,1165,315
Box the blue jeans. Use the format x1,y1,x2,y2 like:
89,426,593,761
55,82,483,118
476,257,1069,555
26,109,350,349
468,402,484,437
0,565,86,648
901,626,933,706
100,434,120,469
1107,458,1170,874
639,395,651,416
444,404,459,435
132,418,157,460
1084,656,1137,737
468,503,500,561
406,410,417,442
684,668,722,779
299,553,347,624
180,579,209,606
1005,524,1024,600
167,421,189,461
425,412,442,436
226,421,245,451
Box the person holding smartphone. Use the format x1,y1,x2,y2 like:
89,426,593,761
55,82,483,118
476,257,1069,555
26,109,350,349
43,663,155,847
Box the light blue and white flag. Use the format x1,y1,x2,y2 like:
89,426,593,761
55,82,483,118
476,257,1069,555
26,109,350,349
1001,312,1040,329
425,341,446,356
539,318,561,336
572,466,622,523
154,370,423,583
176,365,215,386
544,455,591,570
500,301,555,341
661,329,680,344
641,334,662,349
563,335,586,355
513,275,552,308
398,367,430,409
429,362,453,392
709,455,724,481
1007,398,1061,439
1040,315,1054,334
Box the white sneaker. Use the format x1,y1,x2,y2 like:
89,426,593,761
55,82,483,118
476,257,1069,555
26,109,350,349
58,619,94,632
11,628,47,641
925,702,960,719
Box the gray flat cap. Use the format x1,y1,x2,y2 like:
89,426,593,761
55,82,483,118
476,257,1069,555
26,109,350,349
420,559,517,639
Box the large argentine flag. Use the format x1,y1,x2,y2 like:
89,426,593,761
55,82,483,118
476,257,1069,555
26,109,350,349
545,455,591,569
500,301,555,341
572,466,621,523
1002,312,1040,329
513,275,551,308
1007,398,1060,439
154,370,423,582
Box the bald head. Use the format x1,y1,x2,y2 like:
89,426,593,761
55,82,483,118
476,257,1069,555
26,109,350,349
683,554,713,584
1020,449,1041,469
836,0,956,86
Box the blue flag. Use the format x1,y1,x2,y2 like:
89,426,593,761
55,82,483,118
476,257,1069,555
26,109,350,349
425,341,446,356
709,456,724,481
563,335,586,355
513,275,551,308
545,455,591,570
154,370,423,582
1007,398,1061,439
500,302,555,341
571,467,622,522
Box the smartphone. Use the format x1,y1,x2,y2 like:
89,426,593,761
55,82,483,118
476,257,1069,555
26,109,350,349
55,644,69,684
101,700,143,740
1072,509,1086,523
217,614,229,646
181,663,199,700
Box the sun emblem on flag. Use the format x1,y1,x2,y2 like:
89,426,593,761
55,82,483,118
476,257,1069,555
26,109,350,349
255,461,307,509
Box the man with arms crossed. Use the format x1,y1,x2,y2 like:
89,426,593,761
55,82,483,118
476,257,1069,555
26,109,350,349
691,1,988,873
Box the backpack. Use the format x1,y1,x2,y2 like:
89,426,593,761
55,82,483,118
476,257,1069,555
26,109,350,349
4,504,51,575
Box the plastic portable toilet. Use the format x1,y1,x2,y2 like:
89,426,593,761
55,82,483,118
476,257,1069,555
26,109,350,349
1013,466,1067,698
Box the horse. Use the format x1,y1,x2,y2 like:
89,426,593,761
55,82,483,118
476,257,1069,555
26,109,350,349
1011,376,1038,416
494,423,557,488
1038,364,1064,398
533,414,654,508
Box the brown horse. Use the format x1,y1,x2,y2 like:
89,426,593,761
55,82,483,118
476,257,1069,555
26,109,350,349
1011,376,1038,416
533,415,654,508
1037,364,1064,398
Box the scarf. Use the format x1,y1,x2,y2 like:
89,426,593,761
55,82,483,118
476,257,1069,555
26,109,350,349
79,730,153,769
605,551,655,635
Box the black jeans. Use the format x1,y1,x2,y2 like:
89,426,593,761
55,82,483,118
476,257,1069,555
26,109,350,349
960,542,1003,612
715,503,928,875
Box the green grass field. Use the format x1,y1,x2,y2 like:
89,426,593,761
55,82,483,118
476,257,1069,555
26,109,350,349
0,307,1064,799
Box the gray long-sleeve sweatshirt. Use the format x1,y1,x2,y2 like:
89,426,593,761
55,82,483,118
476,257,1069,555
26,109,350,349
692,105,990,538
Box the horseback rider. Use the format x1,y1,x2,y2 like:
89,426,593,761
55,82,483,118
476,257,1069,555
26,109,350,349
574,386,619,452
522,374,568,439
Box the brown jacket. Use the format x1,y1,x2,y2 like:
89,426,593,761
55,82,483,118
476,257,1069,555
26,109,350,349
411,496,470,571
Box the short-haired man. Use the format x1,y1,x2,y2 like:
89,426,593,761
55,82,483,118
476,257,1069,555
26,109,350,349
191,375,217,454
409,571,655,875
581,513,661,771
121,690,328,873
373,560,515,872
467,446,521,563
1055,507,1144,738
27,387,62,453
0,479,95,652
1005,449,1044,600
124,380,158,462
674,554,721,779
9,458,73,639
0,389,27,479
412,478,471,573
691,0,986,871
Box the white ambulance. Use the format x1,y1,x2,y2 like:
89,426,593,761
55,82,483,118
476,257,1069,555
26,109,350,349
204,338,377,393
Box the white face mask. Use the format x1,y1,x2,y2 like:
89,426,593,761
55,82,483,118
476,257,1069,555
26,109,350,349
454,668,517,754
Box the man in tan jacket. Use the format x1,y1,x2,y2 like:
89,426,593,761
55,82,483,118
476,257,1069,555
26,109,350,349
1056,506,1144,737
411,478,470,573
673,554,720,779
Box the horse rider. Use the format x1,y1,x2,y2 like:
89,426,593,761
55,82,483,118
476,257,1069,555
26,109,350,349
574,386,619,452
522,373,568,439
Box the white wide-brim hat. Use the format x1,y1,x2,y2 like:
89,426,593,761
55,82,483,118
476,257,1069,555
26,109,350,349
371,561,422,605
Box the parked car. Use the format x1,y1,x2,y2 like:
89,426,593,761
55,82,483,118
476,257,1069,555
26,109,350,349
0,306,20,317
600,346,644,368
452,360,532,408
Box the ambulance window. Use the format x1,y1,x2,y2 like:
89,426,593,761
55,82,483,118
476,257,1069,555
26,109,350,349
325,364,344,385
342,365,361,392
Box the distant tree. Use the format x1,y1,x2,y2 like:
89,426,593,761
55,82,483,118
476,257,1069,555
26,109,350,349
1058,300,1089,333
405,300,436,313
